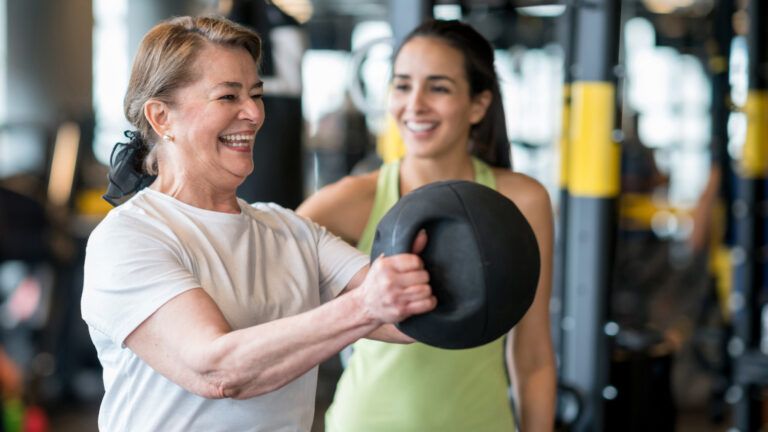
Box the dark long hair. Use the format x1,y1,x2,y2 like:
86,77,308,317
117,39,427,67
394,19,511,169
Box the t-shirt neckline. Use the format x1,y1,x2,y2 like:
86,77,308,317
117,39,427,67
141,188,247,221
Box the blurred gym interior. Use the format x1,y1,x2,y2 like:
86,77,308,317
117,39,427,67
0,0,766,431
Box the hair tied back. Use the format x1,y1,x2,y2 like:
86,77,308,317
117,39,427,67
102,130,156,206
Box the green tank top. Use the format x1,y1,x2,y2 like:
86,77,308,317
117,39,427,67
325,158,516,432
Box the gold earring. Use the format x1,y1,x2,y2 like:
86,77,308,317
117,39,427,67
162,133,174,143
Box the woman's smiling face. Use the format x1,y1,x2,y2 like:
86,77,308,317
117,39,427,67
389,36,490,161
162,42,264,189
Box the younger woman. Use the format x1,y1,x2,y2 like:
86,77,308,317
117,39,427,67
298,19,555,432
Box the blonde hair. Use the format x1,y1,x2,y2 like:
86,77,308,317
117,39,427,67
123,15,261,174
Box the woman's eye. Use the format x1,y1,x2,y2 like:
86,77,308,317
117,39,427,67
219,94,237,101
251,93,263,100
393,83,410,92
431,86,449,93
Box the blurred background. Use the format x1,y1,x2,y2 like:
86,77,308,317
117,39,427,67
0,0,766,431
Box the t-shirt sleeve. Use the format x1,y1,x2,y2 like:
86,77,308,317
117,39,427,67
311,221,369,303
81,214,201,346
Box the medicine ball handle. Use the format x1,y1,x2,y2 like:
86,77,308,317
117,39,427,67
376,215,450,256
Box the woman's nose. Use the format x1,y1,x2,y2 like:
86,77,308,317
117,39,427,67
405,88,427,113
240,98,265,125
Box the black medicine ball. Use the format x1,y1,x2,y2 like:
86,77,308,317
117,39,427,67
371,180,540,349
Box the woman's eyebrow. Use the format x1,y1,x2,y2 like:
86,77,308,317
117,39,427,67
392,74,455,84
426,75,455,83
213,81,264,90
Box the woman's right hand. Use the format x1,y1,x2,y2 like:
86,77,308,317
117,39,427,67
357,230,436,324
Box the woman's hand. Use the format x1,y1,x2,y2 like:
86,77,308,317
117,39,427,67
357,230,435,324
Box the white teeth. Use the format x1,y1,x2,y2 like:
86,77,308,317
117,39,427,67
219,133,255,147
405,121,436,132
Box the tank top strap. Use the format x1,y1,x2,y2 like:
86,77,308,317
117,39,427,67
357,160,401,254
472,157,497,190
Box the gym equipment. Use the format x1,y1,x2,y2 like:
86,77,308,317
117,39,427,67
371,180,540,349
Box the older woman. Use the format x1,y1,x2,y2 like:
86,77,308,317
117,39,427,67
81,16,434,431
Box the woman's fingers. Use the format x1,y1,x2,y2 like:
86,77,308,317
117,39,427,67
411,229,428,254
381,252,424,272
363,255,435,323
403,296,438,316
394,269,430,287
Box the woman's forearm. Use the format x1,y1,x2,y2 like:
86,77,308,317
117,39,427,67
516,362,556,432
197,288,380,399
126,254,433,400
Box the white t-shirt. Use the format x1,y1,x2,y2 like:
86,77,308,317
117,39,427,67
81,188,368,432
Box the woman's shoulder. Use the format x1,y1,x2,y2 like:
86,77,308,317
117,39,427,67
299,170,379,214
328,170,380,199
87,199,179,259
91,194,154,236
491,169,552,215
297,170,380,242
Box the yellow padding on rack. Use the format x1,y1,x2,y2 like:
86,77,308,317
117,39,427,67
377,114,406,163
619,193,672,229
742,90,768,179
707,201,731,321
569,82,620,197
713,245,732,321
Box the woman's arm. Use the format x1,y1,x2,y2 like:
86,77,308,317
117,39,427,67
124,251,434,400
297,172,377,245
338,266,418,344
339,233,427,344
299,171,416,343
500,174,557,432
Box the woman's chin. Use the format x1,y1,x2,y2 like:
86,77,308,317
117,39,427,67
218,165,254,189
236,168,255,183
405,143,443,160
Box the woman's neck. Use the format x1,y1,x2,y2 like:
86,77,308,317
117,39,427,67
151,171,241,214
399,152,475,195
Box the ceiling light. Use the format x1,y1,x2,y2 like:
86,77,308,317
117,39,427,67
516,5,567,17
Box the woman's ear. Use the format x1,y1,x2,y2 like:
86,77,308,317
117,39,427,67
144,99,170,137
469,90,493,125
